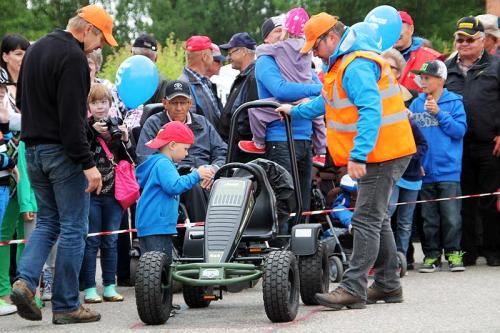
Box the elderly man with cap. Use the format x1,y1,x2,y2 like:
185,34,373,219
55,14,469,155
178,36,222,132
218,32,259,159
277,12,416,309
476,14,500,55
393,10,443,92
137,80,227,221
445,17,500,267
12,4,118,324
207,43,225,77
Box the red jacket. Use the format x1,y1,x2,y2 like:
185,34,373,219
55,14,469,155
399,46,444,92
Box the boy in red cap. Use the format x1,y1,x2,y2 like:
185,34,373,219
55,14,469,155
135,121,214,256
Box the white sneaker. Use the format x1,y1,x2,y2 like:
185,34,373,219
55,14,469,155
0,299,17,316
41,280,52,301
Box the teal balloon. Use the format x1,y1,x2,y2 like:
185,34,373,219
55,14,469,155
364,5,402,51
116,55,159,109
352,22,382,51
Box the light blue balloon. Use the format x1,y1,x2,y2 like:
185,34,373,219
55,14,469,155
351,22,382,51
116,55,159,109
364,5,402,51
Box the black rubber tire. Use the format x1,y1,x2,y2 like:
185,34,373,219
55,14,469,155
129,256,139,285
262,250,300,323
329,256,344,283
182,285,211,308
298,241,330,305
397,251,408,278
135,251,172,325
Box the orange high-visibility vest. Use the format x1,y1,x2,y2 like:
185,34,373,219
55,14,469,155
322,50,416,166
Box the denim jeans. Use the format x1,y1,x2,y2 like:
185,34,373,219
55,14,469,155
420,182,462,258
81,194,123,289
340,156,410,300
16,144,89,313
388,185,419,255
139,235,173,264
266,140,312,229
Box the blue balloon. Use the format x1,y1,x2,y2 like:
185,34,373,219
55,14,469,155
116,55,159,109
364,5,402,51
351,22,382,51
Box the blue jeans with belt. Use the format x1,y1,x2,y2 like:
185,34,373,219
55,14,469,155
16,144,89,313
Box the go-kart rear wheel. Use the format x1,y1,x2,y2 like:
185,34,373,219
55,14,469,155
182,285,211,308
262,250,299,323
135,251,172,325
397,251,408,278
299,240,330,305
329,255,344,283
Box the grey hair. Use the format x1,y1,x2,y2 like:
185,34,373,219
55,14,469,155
381,48,406,75
131,47,157,62
67,15,102,36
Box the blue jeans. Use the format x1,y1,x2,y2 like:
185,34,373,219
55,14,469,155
81,194,123,289
139,235,173,264
16,144,89,313
388,185,419,255
340,156,410,299
420,182,462,258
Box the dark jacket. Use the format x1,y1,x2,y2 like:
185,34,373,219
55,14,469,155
18,30,93,169
0,122,15,187
219,62,258,142
445,51,500,144
402,120,428,181
136,111,227,166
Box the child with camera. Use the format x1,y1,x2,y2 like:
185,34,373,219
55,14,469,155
81,83,136,303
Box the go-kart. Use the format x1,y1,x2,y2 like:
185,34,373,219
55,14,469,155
135,101,331,325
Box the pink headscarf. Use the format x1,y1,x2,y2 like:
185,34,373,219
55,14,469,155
284,7,309,37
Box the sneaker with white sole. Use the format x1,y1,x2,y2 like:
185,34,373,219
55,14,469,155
0,299,17,316
446,251,466,272
418,257,441,273
238,141,265,154
41,279,52,301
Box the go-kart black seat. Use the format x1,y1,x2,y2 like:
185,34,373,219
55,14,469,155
234,163,278,242
140,103,164,127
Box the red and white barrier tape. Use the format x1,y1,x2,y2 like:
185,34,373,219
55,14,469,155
1,191,498,246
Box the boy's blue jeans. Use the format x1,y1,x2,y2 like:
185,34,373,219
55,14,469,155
388,185,419,256
139,235,173,264
16,144,89,313
81,194,122,289
420,182,462,258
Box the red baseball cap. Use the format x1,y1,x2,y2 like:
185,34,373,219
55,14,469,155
185,35,214,52
399,11,414,26
145,121,195,149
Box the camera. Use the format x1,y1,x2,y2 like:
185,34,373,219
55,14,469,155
103,117,123,140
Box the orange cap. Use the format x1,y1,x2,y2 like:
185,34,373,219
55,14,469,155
78,4,118,47
301,12,338,53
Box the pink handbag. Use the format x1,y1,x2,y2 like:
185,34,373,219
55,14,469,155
97,137,140,209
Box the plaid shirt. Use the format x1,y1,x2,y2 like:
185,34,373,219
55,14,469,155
184,67,220,118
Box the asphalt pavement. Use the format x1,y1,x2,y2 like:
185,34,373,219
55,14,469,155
3,247,500,333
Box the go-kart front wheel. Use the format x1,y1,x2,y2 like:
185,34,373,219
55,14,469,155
262,250,299,323
135,251,172,325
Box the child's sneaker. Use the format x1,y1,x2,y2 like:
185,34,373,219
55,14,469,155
418,257,441,273
41,279,52,301
446,251,466,272
238,141,265,154
103,284,124,302
0,298,17,316
84,288,103,304
313,155,326,168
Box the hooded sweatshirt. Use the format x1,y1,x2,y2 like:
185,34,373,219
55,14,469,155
135,153,201,237
409,88,467,183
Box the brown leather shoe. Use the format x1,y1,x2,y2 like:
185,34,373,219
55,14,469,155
10,279,42,321
367,284,403,304
52,305,101,325
315,287,366,310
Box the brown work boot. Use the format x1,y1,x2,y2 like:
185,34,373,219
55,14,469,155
52,305,101,325
10,279,42,321
315,287,366,310
367,284,403,304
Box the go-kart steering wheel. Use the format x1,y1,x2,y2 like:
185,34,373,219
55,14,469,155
214,163,261,197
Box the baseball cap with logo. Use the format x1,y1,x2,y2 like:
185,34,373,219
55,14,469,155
301,12,338,53
476,14,500,39
411,60,448,80
185,36,213,52
146,121,195,149
164,80,192,100
219,32,257,50
398,11,414,26
133,34,157,51
455,16,484,38
0,68,14,86
78,4,117,47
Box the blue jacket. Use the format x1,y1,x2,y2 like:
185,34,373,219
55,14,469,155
409,88,467,183
291,28,386,162
255,55,322,142
135,154,201,237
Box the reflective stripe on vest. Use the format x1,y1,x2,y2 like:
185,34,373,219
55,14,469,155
327,109,409,132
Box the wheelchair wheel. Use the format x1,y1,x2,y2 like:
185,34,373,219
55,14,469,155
135,251,172,325
182,285,211,308
397,251,408,278
329,255,344,283
262,250,299,323
298,240,330,305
